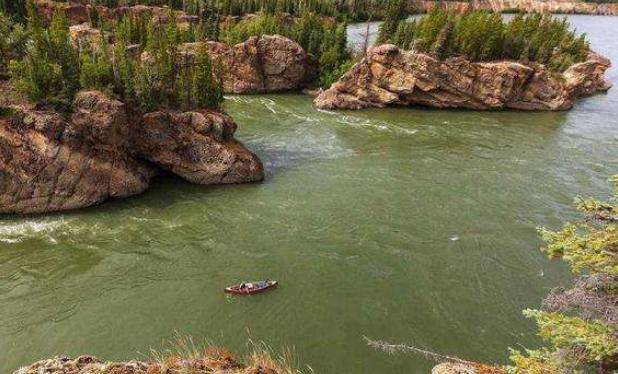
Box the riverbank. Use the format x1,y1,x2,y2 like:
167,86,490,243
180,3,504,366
13,348,297,374
407,0,618,15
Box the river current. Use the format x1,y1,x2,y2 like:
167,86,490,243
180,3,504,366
1,15,617,374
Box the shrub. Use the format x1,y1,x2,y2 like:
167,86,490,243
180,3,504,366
9,2,80,109
0,12,28,77
377,7,590,71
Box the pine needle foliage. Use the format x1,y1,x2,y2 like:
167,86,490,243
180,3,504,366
507,175,618,373
219,10,352,88
377,7,590,71
4,2,224,112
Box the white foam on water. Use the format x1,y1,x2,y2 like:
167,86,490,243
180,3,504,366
0,218,69,244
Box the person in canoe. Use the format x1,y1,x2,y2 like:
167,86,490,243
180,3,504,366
225,280,278,295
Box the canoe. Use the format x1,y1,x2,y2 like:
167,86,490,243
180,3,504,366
224,280,278,295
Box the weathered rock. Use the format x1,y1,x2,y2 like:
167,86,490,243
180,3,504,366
135,110,264,185
0,91,264,214
432,362,506,374
69,23,102,48
180,35,311,94
564,51,613,97
314,44,611,111
0,92,152,214
407,0,618,15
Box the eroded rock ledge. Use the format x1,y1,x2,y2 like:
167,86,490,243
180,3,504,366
0,91,264,214
314,44,611,111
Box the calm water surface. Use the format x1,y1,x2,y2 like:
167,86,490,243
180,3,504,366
1,15,617,373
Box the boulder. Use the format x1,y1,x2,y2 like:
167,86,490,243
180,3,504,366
315,45,611,111
134,110,264,185
432,362,506,374
180,35,311,94
0,91,264,214
69,23,102,48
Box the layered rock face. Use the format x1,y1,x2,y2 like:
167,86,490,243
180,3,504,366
407,0,618,15
180,35,311,94
314,44,611,111
0,91,263,214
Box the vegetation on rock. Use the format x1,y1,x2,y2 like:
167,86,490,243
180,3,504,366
506,175,618,373
85,0,387,21
366,175,618,373
377,5,590,71
219,11,352,87
3,1,223,111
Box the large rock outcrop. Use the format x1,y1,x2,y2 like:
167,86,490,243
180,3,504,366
180,35,311,94
0,91,263,214
407,0,618,15
314,44,611,111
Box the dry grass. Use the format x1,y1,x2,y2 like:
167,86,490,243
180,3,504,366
144,334,307,374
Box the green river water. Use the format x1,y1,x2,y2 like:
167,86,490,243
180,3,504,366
1,15,617,374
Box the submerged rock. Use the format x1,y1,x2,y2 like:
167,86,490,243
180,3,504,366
314,44,611,111
180,35,311,94
0,91,263,214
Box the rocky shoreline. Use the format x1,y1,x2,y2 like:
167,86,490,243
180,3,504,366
0,90,263,214
314,44,612,111
407,0,618,15
13,352,290,374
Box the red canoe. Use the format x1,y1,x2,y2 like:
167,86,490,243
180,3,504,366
224,280,278,295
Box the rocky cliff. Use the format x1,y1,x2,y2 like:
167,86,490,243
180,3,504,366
314,45,611,111
180,35,312,94
407,0,618,15
0,91,263,214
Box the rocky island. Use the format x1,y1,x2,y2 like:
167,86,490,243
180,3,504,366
316,9,612,111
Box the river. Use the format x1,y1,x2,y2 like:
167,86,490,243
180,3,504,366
1,15,617,374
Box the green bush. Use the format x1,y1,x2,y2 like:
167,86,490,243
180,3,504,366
0,12,28,77
220,11,352,88
507,176,618,372
377,7,590,71
9,2,80,109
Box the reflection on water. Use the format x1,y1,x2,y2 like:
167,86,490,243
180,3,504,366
1,15,617,374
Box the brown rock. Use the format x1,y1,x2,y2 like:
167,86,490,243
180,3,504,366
314,44,610,111
69,23,102,48
134,110,264,185
0,91,264,214
564,51,613,97
432,362,506,374
180,35,311,94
